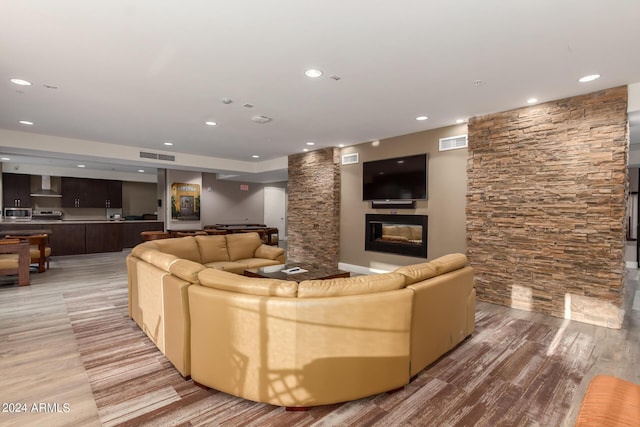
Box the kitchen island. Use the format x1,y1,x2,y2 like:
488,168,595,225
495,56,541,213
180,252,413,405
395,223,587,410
0,220,164,255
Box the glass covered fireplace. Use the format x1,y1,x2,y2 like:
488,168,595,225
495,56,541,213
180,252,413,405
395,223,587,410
365,214,428,258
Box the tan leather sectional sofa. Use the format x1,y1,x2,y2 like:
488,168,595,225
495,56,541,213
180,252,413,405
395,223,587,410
127,233,475,408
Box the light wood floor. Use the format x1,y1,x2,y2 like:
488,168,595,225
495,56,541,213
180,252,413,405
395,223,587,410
1,251,639,426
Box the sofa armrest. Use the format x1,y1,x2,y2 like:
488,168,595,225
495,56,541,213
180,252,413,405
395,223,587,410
407,266,475,376
254,244,285,261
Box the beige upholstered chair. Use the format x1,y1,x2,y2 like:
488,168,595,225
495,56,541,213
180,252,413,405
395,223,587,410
0,239,30,285
5,234,51,273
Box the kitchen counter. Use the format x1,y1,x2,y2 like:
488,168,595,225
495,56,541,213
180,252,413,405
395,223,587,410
1,219,162,224
0,220,164,255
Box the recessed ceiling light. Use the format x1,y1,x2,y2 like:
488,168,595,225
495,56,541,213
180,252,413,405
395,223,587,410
252,155,260,159
338,144,345,148
18,120,34,125
456,119,465,124
303,148,309,152
416,116,428,121
77,164,86,168
306,142,315,146
10,78,31,86
138,169,145,173
1,157,10,161
305,69,323,78
527,98,538,104
578,74,600,83
205,121,217,126
163,142,173,146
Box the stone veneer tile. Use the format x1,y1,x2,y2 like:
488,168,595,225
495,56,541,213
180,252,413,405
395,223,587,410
466,86,629,328
287,148,341,266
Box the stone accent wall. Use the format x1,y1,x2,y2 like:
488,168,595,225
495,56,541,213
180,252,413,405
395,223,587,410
287,148,341,266
466,86,629,328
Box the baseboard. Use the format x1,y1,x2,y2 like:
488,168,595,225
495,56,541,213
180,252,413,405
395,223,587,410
338,262,391,275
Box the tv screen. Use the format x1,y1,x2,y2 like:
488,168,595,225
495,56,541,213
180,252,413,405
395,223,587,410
362,154,428,201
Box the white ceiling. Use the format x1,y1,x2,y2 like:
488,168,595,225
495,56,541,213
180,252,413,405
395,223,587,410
1,0,640,182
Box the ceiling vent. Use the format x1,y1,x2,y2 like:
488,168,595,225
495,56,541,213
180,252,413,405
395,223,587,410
140,151,158,159
341,153,359,165
140,151,175,161
439,134,468,151
251,115,272,124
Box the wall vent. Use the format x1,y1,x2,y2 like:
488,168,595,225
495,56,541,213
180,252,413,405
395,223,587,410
158,154,175,161
140,151,158,159
341,153,359,165
439,134,468,151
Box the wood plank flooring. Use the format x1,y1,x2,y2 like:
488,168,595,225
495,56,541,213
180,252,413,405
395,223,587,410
1,251,639,426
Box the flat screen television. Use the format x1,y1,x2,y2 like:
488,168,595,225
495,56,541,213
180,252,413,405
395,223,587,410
362,153,428,201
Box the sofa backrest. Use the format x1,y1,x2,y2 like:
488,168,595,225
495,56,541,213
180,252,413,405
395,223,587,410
198,267,298,297
152,236,202,263
394,253,468,285
297,272,406,298
139,249,179,272
195,235,230,263
226,232,262,261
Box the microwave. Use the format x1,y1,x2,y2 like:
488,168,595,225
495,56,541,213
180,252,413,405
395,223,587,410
4,207,32,221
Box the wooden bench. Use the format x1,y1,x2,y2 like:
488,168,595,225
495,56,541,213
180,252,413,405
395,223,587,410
575,375,640,426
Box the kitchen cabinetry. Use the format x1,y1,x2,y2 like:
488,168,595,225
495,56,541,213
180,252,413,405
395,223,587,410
61,177,91,208
85,223,122,253
48,223,86,255
121,221,164,248
104,180,122,208
2,173,31,207
0,221,164,255
61,177,122,208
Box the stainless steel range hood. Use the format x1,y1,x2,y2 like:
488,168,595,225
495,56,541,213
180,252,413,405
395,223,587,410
30,175,62,197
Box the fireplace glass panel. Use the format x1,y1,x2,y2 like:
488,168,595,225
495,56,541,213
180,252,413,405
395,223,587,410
365,214,428,258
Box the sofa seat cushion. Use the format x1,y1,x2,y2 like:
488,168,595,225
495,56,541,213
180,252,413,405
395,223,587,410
195,235,229,263
236,258,282,269
198,268,298,297
203,261,250,275
298,273,406,298
226,232,262,261
29,246,52,260
0,253,19,269
152,236,202,263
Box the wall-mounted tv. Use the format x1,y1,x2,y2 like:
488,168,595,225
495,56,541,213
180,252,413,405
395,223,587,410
362,153,428,201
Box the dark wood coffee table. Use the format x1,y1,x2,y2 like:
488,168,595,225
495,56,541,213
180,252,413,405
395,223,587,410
244,263,350,281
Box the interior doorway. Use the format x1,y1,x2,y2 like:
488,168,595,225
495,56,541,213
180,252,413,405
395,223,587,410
264,186,287,241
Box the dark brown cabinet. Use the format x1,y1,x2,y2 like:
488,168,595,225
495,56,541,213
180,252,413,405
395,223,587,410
48,223,86,255
61,177,122,208
86,223,121,253
104,180,122,208
2,173,31,207
121,221,164,248
61,177,91,208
